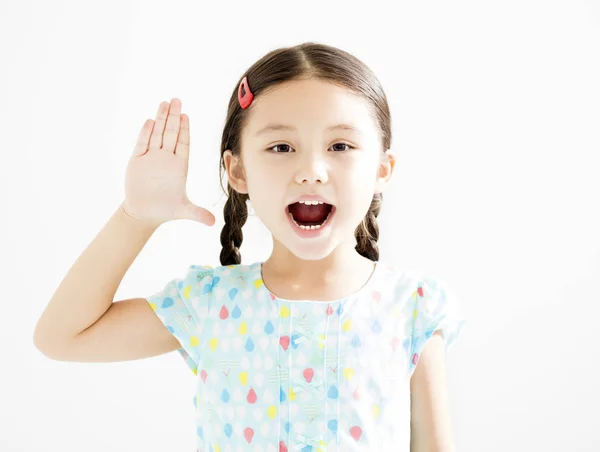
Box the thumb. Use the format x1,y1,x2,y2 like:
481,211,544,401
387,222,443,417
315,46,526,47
177,203,216,226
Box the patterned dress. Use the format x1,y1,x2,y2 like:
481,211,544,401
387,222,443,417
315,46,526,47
146,261,466,452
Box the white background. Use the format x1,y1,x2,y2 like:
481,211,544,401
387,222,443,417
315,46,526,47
2,0,599,451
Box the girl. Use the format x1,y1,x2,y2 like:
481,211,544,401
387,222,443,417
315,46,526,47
34,42,466,451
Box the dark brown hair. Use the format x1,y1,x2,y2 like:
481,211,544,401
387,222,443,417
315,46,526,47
219,42,392,266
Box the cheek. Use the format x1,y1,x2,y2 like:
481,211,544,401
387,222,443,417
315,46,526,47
247,166,285,193
339,163,379,211
244,163,286,210
344,159,379,191
342,184,377,218
245,156,284,181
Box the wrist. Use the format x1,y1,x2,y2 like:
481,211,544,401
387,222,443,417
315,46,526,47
118,203,162,232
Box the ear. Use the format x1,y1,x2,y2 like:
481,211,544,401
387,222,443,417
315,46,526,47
374,150,396,194
223,149,248,194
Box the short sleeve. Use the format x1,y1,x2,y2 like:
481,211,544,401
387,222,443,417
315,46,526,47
406,276,466,377
145,264,214,375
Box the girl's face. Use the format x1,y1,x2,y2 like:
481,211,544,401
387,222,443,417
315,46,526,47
224,77,395,261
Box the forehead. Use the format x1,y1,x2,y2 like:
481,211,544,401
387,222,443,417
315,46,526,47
244,78,378,139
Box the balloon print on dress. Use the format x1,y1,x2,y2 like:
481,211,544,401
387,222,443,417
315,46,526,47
392,336,401,351
160,297,174,309
412,353,420,365
279,336,290,351
264,320,275,334
280,305,291,318
220,388,230,403
244,427,254,443
279,386,287,402
371,320,382,333
350,426,363,442
343,367,354,381
371,290,381,303
342,318,352,332
303,368,314,383
219,305,229,320
247,387,257,404
290,334,301,350
327,385,339,399
327,419,338,434
372,404,381,418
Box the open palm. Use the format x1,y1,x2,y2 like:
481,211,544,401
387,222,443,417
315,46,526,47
122,98,215,227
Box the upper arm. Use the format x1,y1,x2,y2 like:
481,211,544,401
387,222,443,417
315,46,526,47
410,329,455,452
36,298,181,363
36,265,214,375
405,275,466,451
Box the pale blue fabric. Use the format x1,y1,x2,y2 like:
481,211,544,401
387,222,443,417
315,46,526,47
146,261,466,451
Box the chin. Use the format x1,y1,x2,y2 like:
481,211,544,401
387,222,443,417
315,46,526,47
281,223,350,262
286,244,338,261
265,208,355,260
269,222,338,261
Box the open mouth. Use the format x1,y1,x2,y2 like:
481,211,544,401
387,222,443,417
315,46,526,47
286,201,335,230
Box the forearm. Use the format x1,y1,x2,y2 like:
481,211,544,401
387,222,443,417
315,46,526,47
33,202,160,349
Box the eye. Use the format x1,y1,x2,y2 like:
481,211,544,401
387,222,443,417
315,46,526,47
267,142,356,153
268,143,294,153
330,143,355,152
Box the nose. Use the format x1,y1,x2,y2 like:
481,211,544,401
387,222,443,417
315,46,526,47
294,152,329,185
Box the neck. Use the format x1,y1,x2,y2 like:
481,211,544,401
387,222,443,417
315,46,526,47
263,237,375,284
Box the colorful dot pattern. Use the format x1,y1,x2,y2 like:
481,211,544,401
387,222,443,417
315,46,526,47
146,261,465,451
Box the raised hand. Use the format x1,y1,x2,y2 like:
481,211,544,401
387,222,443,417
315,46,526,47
122,98,216,228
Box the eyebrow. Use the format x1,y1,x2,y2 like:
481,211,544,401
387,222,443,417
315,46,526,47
254,123,362,137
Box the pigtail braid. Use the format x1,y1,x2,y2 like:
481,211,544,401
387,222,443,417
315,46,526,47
219,186,248,266
355,193,382,262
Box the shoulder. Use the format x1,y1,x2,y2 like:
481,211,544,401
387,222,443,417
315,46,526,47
373,261,422,304
377,262,452,307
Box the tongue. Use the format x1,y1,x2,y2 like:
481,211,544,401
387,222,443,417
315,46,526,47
288,203,331,225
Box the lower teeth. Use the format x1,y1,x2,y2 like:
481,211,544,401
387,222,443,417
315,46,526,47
289,211,332,230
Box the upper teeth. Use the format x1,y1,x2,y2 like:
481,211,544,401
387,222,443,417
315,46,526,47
298,200,324,205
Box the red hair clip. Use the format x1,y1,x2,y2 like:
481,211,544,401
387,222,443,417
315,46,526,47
238,76,254,109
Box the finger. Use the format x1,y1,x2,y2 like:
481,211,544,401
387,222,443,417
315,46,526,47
132,119,154,157
148,101,169,151
162,98,181,154
176,113,190,159
180,203,216,226
192,206,216,226
200,208,216,226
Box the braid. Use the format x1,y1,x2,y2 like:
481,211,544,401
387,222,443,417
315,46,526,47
355,193,382,262
219,186,248,266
